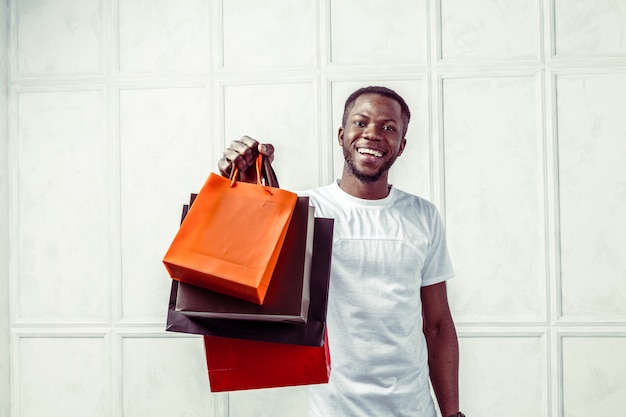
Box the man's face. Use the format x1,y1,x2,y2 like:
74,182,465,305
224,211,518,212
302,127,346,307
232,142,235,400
339,93,407,183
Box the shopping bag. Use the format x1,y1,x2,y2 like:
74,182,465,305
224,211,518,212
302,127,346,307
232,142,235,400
203,330,331,392
163,155,298,304
176,196,315,324
166,216,334,346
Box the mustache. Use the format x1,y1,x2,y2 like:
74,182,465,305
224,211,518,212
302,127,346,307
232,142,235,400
343,147,397,183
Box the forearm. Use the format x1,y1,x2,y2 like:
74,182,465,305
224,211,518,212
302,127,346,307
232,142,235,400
425,321,460,417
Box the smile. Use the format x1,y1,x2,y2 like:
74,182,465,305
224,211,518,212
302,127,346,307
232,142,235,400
357,148,384,158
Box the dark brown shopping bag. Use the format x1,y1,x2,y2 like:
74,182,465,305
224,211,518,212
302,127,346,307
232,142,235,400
163,155,297,304
176,196,315,324
203,330,331,392
166,216,334,346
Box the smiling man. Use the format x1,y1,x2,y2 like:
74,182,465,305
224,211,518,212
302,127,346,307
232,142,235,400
219,86,464,417
338,88,408,196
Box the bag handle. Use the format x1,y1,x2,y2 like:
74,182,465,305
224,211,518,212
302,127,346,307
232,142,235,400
261,156,279,188
229,154,279,191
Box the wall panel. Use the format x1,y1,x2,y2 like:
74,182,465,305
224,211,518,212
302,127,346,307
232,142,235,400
222,81,319,191
13,0,103,77
439,0,541,61
459,333,547,416
556,72,626,322
329,0,427,65
228,387,308,417
442,74,547,323
554,0,626,57
120,334,213,417
15,334,109,417
0,0,9,413
118,86,211,322
117,0,210,74
560,334,626,417
221,0,317,69
15,89,109,324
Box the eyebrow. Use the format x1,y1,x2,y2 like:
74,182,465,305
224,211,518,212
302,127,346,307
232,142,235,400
352,113,399,124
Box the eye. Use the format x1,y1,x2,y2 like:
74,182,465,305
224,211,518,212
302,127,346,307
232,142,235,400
382,125,395,131
354,120,366,127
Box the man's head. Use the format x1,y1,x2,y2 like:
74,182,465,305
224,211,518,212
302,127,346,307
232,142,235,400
342,86,411,137
338,87,409,187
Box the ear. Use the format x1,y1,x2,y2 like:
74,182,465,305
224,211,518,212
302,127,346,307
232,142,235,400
338,127,345,146
397,138,407,156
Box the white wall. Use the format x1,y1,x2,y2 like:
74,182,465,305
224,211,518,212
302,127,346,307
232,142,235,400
4,1,626,416
1,0,10,415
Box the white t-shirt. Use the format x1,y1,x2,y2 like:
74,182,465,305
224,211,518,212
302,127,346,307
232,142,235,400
301,181,455,417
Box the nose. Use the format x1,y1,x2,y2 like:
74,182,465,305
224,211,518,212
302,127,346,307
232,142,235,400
362,123,382,140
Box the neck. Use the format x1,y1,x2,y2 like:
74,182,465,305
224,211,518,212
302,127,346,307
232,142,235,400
338,170,391,200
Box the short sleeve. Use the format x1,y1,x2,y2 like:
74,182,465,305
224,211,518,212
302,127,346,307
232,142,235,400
421,207,455,286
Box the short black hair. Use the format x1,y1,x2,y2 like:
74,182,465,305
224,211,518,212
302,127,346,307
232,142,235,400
341,86,411,136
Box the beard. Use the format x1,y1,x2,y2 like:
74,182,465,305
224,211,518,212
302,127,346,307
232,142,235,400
343,146,398,183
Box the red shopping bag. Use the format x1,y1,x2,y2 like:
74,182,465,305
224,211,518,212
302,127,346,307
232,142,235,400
163,155,297,304
203,331,331,392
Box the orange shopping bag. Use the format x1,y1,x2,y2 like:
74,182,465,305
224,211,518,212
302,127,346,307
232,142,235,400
163,155,298,304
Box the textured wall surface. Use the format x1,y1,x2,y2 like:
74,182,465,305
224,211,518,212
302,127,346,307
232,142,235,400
1,0,11,416
4,0,626,416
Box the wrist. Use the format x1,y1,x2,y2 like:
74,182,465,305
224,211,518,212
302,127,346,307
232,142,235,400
447,413,465,417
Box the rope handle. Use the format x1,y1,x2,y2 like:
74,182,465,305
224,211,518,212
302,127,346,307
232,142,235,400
229,154,277,194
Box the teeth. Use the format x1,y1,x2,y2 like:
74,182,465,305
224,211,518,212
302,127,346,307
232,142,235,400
358,148,383,157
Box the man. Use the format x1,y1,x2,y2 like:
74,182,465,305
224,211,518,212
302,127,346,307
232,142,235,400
219,86,464,417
